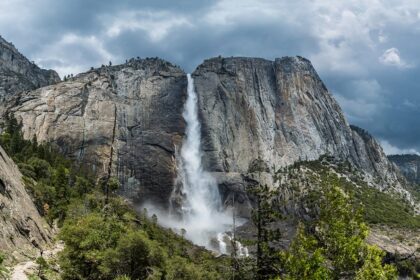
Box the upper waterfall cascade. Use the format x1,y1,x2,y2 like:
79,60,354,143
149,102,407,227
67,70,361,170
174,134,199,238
175,73,233,250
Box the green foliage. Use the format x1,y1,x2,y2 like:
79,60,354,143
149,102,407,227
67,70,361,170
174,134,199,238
229,257,256,280
100,230,166,279
355,245,397,280
279,224,331,280
114,276,131,280
58,203,230,280
298,157,420,229
35,256,49,278
165,256,220,280
392,254,420,279
344,183,420,228
59,213,126,279
0,252,9,280
317,181,369,275
108,177,120,192
0,114,94,223
279,175,397,279
27,157,51,179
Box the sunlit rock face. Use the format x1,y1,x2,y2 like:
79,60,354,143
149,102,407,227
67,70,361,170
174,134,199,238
6,55,413,213
10,58,187,206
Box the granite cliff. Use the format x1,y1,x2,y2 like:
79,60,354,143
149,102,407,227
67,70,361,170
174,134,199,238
9,58,187,206
193,57,411,211
3,54,416,214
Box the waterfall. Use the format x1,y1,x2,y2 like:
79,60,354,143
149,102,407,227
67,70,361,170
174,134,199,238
180,74,222,217
175,74,232,249
149,74,247,254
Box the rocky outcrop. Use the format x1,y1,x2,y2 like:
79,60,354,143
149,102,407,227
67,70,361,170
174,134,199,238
192,57,408,205
388,154,420,184
0,35,60,113
10,58,187,206
0,145,52,259
367,226,419,265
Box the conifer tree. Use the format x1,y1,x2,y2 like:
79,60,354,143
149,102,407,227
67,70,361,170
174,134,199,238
248,158,282,280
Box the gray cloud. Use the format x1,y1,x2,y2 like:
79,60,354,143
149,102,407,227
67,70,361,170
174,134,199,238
0,0,419,154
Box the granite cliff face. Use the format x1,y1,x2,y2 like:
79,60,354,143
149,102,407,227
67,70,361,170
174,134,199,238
10,58,186,206
0,35,60,103
192,57,408,210
0,145,52,259
389,154,420,184
5,55,415,212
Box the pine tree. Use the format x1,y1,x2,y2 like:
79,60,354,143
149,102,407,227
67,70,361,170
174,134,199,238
248,158,282,280
53,164,70,221
250,184,282,279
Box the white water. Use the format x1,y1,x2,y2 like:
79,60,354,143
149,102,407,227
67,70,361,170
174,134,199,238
175,73,233,249
219,233,250,257
217,233,228,254
145,74,247,254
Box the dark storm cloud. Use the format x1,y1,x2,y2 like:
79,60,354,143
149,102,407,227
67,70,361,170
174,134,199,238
0,0,419,154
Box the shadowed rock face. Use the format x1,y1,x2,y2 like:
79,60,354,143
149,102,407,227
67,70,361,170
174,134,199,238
6,55,414,212
11,58,187,206
389,154,420,184
0,35,60,104
0,145,52,258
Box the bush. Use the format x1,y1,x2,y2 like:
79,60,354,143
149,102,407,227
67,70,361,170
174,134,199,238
59,213,126,280
355,245,397,280
28,157,51,179
165,256,219,280
100,230,166,279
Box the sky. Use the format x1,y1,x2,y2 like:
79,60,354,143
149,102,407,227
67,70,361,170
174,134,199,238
0,0,419,154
